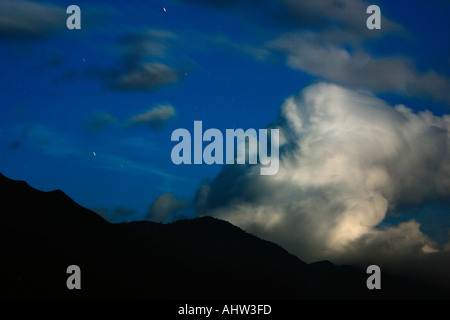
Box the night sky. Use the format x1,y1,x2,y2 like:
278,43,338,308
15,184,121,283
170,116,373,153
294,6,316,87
0,0,449,269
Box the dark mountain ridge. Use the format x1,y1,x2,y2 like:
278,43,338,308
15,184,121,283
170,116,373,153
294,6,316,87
0,173,447,299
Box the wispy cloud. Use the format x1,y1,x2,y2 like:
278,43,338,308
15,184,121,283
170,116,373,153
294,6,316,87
100,29,185,92
3,123,187,183
126,104,176,129
85,112,117,133
177,0,448,102
0,0,64,40
85,105,177,133
90,151,189,183
110,63,180,91
180,0,403,40
268,32,450,102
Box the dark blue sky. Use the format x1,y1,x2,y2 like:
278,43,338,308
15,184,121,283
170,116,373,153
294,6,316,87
0,0,448,241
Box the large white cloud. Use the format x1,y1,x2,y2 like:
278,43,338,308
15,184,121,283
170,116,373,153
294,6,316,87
195,83,450,263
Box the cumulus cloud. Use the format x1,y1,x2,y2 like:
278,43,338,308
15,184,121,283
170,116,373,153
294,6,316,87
342,220,439,261
340,220,450,287
146,193,188,223
0,0,64,40
195,83,450,264
126,104,176,129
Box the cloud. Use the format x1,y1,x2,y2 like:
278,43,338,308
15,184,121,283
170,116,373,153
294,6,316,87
110,63,180,91
126,104,176,129
274,0,402,39
92,206,137,222
0,0,64,40
119,29,178,61
2,123,187,183
146,193,188,223
269,32,450,102
195,83,450,264
181,0,402,40
105,28,271,92
85,105,176,132
103,30,184,91
181,0,448,102
85,112,116,132
343,220,438,261
409,71,450,103
9,123,80,157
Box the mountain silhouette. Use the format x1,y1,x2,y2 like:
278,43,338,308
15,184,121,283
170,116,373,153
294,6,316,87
0,172,447,299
